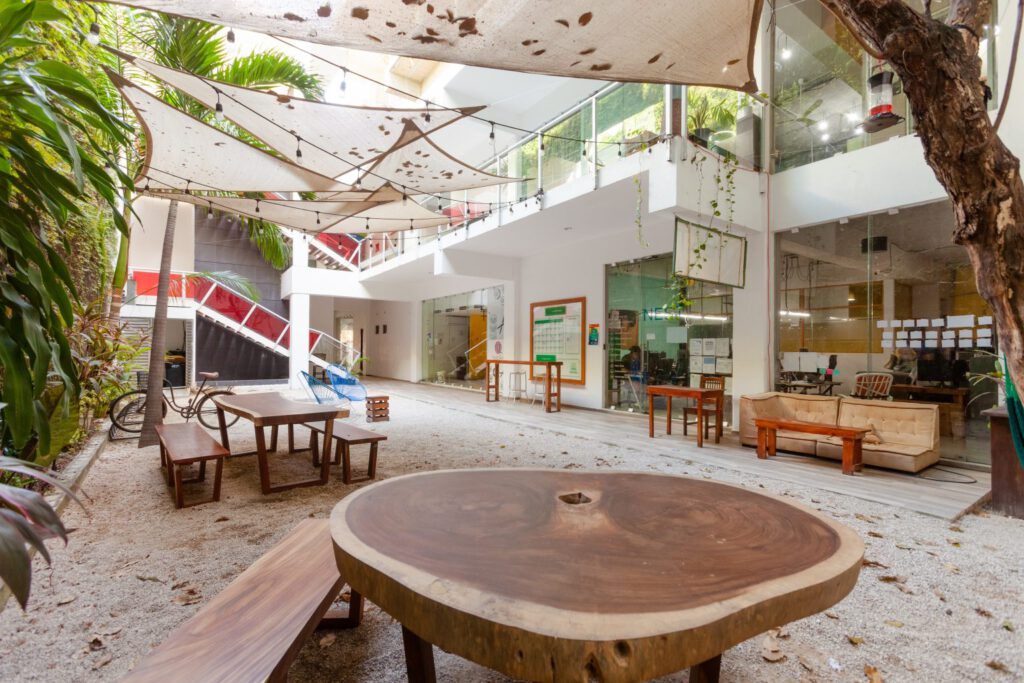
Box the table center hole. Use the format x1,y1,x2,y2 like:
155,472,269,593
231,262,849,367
558,492,592,505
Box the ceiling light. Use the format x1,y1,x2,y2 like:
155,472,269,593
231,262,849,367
779,310,811,318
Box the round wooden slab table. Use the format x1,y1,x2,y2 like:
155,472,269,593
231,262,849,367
330,469,863,683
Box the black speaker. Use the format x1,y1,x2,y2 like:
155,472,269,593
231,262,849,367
860,235,888,253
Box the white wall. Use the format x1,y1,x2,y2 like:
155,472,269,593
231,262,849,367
127,196,195,273
367,300,420,382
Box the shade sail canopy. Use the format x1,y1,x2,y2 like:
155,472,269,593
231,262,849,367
97,1,763,91
358,121,519,195
115,49,482,179
108,69,353,193
151,192,452,233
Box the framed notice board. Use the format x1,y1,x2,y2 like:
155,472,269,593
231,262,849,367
530,297,586,385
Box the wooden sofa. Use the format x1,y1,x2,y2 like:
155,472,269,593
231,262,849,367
739,392,940,473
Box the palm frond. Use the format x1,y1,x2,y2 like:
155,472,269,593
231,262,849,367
182,271,262,302
211,51,324,100
242,218,292,270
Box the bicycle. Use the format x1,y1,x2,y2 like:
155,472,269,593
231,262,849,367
108,371,240,433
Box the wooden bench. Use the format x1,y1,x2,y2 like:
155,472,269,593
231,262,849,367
754,418,870,476
123,519,362,683
305,422,386,484
155,423,229,509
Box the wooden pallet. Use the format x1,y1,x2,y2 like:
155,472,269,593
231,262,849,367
366,395,390,423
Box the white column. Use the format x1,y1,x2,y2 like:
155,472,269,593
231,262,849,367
287,232,311,389
730,229,773,428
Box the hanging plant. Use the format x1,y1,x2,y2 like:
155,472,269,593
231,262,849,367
665,272,694,316
633,173,648,247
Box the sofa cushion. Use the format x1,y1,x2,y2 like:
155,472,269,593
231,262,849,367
739,392,840,446
817,439,939,473
838,397,939,449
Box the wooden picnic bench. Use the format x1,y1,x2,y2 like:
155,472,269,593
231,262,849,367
155,423,229,509
122,519,362,683
754,418,870,475
306,422,387,484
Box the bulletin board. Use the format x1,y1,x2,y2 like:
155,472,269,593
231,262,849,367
530,297,586,385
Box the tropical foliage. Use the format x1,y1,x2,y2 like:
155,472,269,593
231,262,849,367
0,0,132,455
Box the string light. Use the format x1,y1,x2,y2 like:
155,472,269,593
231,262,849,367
295,135,303,162
226,28,235,43
540,135,545,152
365,216,370,231
424,111,431,124
254,198,260,214
184,180,191,195
86,5,101,46
489,121,495,141
340,67,347,92
315,211,321,225
214,90,224,120
207,201,213,219
402,187,408,203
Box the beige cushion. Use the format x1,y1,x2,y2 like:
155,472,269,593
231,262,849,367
817,438,939,472
775,430,819,455
837,397,939,450
739,392,840,446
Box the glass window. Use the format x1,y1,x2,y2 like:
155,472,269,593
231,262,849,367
504,136,538,200
595,83,664,168
775,202,997,465
421,287,502,390
541,102,593,190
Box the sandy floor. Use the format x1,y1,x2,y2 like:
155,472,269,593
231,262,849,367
1,382,1022,682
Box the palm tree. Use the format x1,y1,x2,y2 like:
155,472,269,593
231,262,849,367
129,15,323,446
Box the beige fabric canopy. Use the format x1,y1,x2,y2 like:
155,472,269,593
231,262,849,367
114,49,481,180
150,192,452,233
107,69,353,193
95,0,763,91
356,121,520,195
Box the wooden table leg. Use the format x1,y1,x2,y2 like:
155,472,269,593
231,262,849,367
544,370,552,413
767,428,777,456
666,395,672,435
555,364,562,411
216,407,230,452
715,394,723,443
402,626,436,683
269,425,279,452
320,418,334,485
757,426,767,458
689,654,721,683
842,437,863,475
368,442,378,480
696,400,705,448
853,438,864,472
648,393,654,437
254,423,272,495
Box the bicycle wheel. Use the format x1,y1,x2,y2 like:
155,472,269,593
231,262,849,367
108,390,166,432
196,391,240,430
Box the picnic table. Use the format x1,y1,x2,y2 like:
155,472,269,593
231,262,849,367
330,469,863,682
212,392,348,495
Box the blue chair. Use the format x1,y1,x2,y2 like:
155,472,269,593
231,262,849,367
300,371,351,407
326,364,368,402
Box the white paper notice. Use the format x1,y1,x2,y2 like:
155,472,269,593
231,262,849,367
931,318,945,327
947,314,976,328
903,319,917,327
959,329,973,339
916,318,929,327
910,331,923,340
715,337,731,357
977,327,993,338
897,331,909,340
889,320,902,328
978,336,994,347
896,340,908,348
689,373,702,388
702,356,717,372
909,340,923,349
882,331,894,340
925,331,939,340
702,338,716,356
942,339,955,348
942,330,956,339
724,377,733,393
646,332,656,341
689,355,703,373
881,340,894,349
689,339,701,355
979,316,993,326
715,357,733,374
876,320,888,328
959,339,973,348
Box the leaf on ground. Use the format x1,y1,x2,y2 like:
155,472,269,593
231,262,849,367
878,575,905,584
847,635,864,646
949,524,963,533
1003,620,1015,632
135,575,165,584
934,589,947,602
339,590,351,603
854,513,877,524
792,642,827,672
318,633,337,648
825,611,840,620
864,663,884,682
92,653,113,670
986,660,1010,673
895,543,913,550
215,516,230,522
884,619,904,628
172,585,203,606
948,539,962,548
975,607,993,618
760,633,786,662
862,559,889,569
944,563,961,574
56,594,77,605
99,626,122,636
867,530,884,538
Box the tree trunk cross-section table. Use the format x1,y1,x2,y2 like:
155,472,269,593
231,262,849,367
330,469,863,683
213,393,348,495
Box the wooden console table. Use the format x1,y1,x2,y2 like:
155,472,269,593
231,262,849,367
754,418,869,476
890,384,970,415
485,359,562,413
330,469,863,683
646,384,724,448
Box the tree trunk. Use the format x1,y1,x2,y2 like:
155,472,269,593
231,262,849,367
138,199,177,447
823,0,1024,396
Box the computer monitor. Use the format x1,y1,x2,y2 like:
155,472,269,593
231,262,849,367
916,348,950,385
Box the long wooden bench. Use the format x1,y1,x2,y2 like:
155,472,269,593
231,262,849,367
123,519,362,683
754,418,870,476
155,423,229,509
305,422,387,484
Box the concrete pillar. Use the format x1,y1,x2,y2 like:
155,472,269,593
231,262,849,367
730,229,773,428
288,232,311,389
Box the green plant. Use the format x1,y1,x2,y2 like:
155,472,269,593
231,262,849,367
0,453,80,609
0,0,132,456
665,273,694,314
687,88,737,136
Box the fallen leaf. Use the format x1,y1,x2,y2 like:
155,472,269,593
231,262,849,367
878,575,905,583
976,607,993,618
986,660,1010,673
934,589,947,602
792,643,827,672
99,626,122,636
761,634,786,662
944,563,961,574
948,539,962,548
318,633,337,648
895,543,913,550
92,653,113,670
884,619,904,628
862,559,889,569
825,611,840,620
854,513,877,524
847,635,864,646
867,531,884,538
57,595,77,606
949,525,963,533
135,575,165,584
864,663,884,682
1003,620,1015,632
215,516,230,523
171,580,190,591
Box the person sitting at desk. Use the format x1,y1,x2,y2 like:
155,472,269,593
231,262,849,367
884,348,917,383
621,346,643,376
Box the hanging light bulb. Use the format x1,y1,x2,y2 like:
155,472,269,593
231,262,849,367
295,136,303,162
316,211,321,226
255,199,260,214
340,67,347,92
87,22,101,45
226,28,235,43
540,135,545,152
353,167,362,191
214,92,224,121
365,216,370,232
402,187,408,203
409,219,414,231
489,121,495,141
424,111,431,124
618,142,623,157
207,202,214,219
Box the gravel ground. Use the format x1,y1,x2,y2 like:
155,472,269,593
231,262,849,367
0,382,1021,682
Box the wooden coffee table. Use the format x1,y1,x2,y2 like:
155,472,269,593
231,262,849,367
330,469,863,682
213,393,348,495
754,418,870,475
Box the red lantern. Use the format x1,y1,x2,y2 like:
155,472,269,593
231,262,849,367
863,71,903,134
